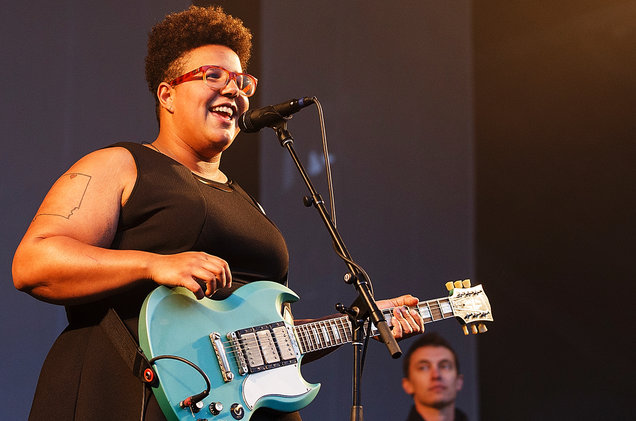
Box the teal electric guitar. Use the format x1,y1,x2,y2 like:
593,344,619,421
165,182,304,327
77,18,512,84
139,280,493,421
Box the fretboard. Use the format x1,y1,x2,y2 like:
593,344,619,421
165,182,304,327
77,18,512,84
293,297,455,354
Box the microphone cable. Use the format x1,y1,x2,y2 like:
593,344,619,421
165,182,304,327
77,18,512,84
312,97,374,297
313,97,337,229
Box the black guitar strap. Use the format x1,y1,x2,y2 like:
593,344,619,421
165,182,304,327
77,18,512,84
99,308,158,387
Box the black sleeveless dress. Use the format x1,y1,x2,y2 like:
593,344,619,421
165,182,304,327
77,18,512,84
28,142,301,421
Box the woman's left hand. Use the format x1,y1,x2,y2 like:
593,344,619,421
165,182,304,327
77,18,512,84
377,294,425,340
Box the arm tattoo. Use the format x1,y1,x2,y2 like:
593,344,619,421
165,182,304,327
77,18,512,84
34,173,92,220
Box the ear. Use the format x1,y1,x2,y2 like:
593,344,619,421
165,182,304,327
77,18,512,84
455,373,464,392
402,377,414,396
157,82,174,113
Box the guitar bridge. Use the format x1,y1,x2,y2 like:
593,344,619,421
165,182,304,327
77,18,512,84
233,321,298,374
210,332,234,382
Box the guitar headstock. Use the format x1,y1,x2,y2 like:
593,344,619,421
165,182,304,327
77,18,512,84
445,279,493,335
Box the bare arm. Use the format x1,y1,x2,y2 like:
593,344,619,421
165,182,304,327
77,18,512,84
12,147,230,305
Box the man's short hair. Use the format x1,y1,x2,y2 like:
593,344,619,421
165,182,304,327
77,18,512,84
402,332,461,377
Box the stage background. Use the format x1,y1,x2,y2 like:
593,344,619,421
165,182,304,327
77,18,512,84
1,1,634,420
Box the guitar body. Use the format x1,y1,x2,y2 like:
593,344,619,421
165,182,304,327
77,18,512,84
139,281,320,421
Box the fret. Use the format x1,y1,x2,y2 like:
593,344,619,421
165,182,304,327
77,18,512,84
311,325,321,349
307,323,318,351
339,317,352,342
317,322,327,347
431,301,444,320
320,321,331,346
439,298,453,316
419,302,433,323
294,325,304,353
330,319,343,344
298,325,309,353
325,320,338,346
336,319,345,344
340,317,349,343
300,324,312,352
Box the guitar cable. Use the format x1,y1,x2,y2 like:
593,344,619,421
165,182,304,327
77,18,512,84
139,354,212,421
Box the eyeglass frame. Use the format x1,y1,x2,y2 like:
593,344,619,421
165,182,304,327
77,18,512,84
167,65,258,97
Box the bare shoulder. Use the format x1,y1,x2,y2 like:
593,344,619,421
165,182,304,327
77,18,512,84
28,146,139,246
68,146,136,178
67,146,137,199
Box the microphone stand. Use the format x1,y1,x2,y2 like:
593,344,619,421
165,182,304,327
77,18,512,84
270,120,401,421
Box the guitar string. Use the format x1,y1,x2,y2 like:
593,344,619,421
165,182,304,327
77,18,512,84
215,318,354,359
214,300,451,359
219,299,450,352
217,319,352,356
200,301,458,374
215,300,450,353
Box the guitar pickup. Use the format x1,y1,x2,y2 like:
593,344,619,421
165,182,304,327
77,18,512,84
234,322,298,374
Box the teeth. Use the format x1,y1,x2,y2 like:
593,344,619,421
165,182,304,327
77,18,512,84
211,106,234,118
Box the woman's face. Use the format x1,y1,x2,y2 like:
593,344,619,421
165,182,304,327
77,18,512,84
168,44,250,155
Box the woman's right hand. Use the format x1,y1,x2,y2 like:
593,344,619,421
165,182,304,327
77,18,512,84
147,251,231,299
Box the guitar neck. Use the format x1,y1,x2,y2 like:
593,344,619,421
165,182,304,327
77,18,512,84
293,297,455,355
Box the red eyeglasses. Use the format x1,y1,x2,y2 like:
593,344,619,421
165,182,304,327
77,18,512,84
168,65,258,97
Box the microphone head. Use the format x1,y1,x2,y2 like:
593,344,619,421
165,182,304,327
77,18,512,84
238,110,254,132
238,97,316,133
238,104,281,133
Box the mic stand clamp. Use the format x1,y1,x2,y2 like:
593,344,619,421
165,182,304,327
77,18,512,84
270,120,402,421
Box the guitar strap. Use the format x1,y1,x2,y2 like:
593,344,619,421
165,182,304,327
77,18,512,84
99,308,158,387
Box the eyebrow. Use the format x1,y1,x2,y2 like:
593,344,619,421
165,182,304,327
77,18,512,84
413,358,454,366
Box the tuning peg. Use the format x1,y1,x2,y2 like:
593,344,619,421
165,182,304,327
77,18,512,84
462,325,469,335
471,324,479,335
445,281,454,291
478,323,488,333
462,279,471,288
454,280,463,289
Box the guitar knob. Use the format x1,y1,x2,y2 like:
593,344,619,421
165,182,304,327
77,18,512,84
462,325,469,336
209,402,223,415
180,399,203,413
454,280,463,289
230,403,244,420
471,324,479,335
462,279,471,288
478,323,488,333
445,281,454,291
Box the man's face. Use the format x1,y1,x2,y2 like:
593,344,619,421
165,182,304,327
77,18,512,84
402,345,464,409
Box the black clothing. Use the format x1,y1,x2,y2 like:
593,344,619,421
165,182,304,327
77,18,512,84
406,405,469,421
28,142,298,420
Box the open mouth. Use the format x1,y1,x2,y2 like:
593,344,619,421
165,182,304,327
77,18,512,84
210,105,236,120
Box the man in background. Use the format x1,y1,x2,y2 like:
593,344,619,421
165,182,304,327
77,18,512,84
402,332,468,421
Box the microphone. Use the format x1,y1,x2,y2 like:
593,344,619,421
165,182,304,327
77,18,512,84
238,97,315,133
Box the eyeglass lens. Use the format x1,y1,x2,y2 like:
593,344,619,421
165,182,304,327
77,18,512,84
205,67,254,96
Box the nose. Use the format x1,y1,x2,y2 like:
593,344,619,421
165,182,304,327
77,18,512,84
220,77,241,98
